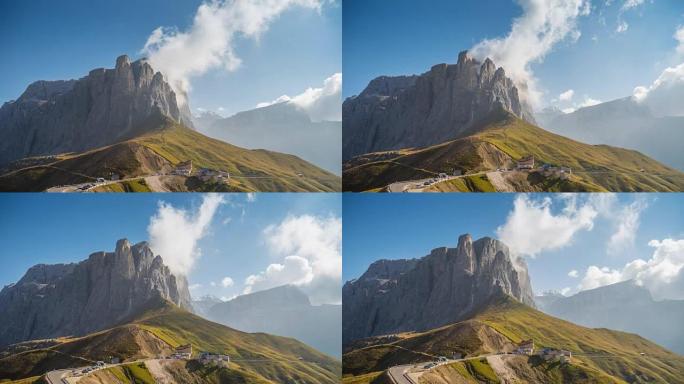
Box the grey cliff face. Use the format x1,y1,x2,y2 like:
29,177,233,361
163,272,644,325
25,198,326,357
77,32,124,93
0,55,194,165
342,234,535,344
0,239,192,347
342,50,535,160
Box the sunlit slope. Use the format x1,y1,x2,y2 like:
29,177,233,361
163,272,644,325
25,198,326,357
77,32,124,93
342,112,684,192
0,299,341,384
0,117,340,192
343,295,684,383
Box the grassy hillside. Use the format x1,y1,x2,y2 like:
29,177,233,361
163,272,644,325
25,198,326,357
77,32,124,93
0,117,340,192
343,295,684,384
0,299,340,384
342,112,684,192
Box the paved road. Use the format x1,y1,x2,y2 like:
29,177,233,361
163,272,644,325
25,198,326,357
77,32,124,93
387,173,485,193
387,353,497,384
45,369,72,384
388,364,416,384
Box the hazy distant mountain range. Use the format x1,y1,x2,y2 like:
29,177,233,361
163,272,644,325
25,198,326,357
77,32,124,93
194,102,341,175
196,285,341,358
536,97,684,171
536,280,684,354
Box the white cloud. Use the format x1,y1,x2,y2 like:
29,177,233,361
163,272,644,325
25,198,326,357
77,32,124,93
148,194,224,275
244,255,314,292
579,266,623,290
562,96,602,113
633,26,684,116
675,25,684,56
577,97,601,108
470,0,590,107
141,0,326,104
189,283,202,290
559,89,575,102
616,0,648,33
221,276,234,287
568,269,579,278
559,287,572,296
631,26,684,115
498,194,652,263
607,199,647,254
256,95,292,108
621,0,645,11
246,192,256,203
210,281,217,287
580,238,684,300
256,73,342,121
616,20,629,33
496,195,598,257
243,214,341,304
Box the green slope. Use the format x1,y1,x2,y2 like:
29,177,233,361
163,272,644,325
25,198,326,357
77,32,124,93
343,295,684,383
0,117,340,192
342,112,684,192
0,299,341,384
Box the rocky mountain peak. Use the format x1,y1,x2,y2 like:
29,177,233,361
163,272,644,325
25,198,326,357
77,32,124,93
342,234,535,343
116,54,131,68
0,54,194,165
343,50,534,160
0,239,192,346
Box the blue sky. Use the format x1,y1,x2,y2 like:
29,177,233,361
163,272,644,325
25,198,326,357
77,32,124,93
343,0,684,111
0,0,341,117
0,193,342,304
343,193,684,300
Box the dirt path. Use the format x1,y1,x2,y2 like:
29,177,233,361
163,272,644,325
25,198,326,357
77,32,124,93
145,359,176,384
485,171,515,192
486,355,518,384
144,176,171,192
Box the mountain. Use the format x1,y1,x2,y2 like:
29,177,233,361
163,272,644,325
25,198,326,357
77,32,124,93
342,50,535,160
0,239,192,347
0,297,341,383
539,97,684,171
206,285,342,358
192,110,224,132
342,295,684,384
343,110,684,192
343,234,535,344
191,294,223,317
534,106,565,128
0,55,193,166
198,102,342,175
0,55,341,192
539,280,684,355
0,115,341,192
533,290,566,312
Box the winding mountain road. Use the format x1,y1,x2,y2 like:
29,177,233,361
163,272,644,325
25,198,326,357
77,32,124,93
387,353,497,384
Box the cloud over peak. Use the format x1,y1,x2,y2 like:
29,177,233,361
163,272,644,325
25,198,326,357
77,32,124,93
470,0,590,107
148,194,225,276
141,0,326,104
